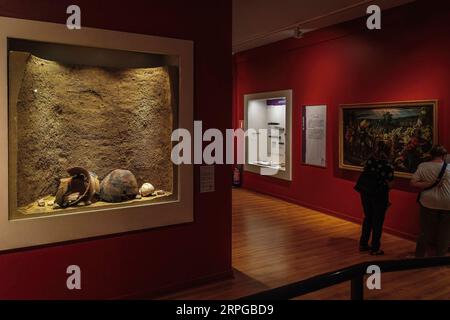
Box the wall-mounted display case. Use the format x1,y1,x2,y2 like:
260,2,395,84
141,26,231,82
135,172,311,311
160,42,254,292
244,90,292,181
0,17,193,251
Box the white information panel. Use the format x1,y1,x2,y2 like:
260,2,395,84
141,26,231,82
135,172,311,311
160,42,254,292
302,105,327,167
200,166,215,193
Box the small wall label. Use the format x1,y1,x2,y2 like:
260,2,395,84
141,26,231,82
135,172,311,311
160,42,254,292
200,165,215,193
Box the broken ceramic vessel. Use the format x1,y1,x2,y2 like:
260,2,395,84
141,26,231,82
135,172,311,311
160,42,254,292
99,169,139,203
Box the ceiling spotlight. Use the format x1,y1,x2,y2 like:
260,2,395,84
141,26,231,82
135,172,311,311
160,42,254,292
293,27,303,39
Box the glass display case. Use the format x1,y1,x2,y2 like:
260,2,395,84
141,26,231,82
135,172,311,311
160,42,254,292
244,90,292,181
0,17,193,250
8,38,179,219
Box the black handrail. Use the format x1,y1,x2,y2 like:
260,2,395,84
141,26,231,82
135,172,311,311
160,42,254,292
239,256,450,300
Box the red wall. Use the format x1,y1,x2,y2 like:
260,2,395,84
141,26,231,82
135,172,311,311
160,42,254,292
0,0,232,299
234,0,450,240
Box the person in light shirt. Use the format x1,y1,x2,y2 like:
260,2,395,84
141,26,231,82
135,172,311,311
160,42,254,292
411,145,450,257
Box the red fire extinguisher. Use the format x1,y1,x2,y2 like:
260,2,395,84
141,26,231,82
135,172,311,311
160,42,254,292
232,165,242,187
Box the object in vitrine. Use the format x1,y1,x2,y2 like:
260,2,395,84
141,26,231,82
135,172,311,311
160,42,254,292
244,90,292,181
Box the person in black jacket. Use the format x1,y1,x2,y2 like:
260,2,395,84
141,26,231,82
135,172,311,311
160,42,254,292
356,140,394,255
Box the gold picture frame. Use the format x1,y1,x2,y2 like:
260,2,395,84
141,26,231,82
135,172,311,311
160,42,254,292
339,100,438,178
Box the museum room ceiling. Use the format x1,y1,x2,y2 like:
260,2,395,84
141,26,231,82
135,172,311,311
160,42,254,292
232,0,415,52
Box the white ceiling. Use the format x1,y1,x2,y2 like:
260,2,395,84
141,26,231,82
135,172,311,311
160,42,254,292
233,0,415,52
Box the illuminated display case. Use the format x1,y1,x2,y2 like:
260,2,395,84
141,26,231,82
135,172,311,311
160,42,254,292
244,90,292,181
0,17,193,250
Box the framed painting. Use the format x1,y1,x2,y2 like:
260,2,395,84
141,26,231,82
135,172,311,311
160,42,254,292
339,100,438,178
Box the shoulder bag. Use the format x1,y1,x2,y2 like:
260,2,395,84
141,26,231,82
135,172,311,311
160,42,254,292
417,162,448,203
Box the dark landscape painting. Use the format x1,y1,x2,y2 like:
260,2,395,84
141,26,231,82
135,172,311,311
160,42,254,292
340,101,437,177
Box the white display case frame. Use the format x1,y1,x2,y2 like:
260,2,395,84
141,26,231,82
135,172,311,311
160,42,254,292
0,17,194,251
244,90,292,181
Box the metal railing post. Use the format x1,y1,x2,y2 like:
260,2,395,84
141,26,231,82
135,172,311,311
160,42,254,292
350,276,364,300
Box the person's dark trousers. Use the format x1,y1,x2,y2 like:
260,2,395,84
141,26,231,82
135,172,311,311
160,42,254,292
359,192,389,251
415,206,450,257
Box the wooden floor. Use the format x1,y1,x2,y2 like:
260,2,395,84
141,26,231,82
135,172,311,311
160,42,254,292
159,189,450,300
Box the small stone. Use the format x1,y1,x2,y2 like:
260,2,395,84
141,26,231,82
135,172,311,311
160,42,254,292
47,200,54,206
38,199,45,207
136,194,142,199
139,183,155,197
155,190,165,196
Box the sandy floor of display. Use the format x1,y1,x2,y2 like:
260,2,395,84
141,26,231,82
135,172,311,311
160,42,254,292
18,191,173,216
